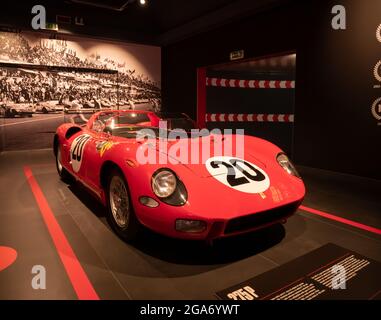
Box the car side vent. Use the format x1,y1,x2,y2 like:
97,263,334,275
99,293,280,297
65,127,82,140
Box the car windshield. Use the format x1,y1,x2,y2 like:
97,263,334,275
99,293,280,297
155,113,197,131
97,112,151,125
93,111,201,136
166,118,196,131
109,126,209,139
91,112,152,133
112,113,151,125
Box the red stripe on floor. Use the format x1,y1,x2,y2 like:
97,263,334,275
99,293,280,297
0,246,17,272
299,205,381,236
24,166,99,300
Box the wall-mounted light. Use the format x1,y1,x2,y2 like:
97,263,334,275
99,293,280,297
139,0,147,5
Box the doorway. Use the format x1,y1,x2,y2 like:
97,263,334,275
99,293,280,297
197,53,296,157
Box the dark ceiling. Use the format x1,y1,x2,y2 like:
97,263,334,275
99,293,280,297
0,0,290,45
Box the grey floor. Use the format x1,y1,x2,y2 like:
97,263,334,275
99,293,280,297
0,149,380,299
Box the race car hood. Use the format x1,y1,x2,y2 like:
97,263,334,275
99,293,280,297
134,134,305,219
140,134,272,178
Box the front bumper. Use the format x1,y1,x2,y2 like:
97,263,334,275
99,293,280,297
135,199,303,240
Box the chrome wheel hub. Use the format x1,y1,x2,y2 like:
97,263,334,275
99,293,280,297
109,176,129,228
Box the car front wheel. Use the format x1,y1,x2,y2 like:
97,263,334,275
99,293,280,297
106,169,140,241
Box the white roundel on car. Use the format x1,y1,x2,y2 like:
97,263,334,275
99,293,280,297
205,156,270,194
70,134,91,173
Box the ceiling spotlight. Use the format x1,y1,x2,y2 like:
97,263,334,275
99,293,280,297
139,0,146,5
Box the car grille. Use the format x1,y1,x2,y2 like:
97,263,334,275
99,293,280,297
224,201,301,235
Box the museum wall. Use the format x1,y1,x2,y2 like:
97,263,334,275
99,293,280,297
0,107,3,153
162,0,381,180
0,31,161,151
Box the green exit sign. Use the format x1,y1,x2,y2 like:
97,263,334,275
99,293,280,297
230,50,244,61
44,22,59,31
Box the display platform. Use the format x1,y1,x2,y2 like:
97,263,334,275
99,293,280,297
0,150,380,300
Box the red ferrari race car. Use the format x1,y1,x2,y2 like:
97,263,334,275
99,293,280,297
54,110,305,241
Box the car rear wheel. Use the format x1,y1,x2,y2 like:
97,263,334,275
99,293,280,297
55,145,71,183
106,169,140,241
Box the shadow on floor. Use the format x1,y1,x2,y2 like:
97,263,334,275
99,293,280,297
68,182,105,217
134,223,286,266
67,181,287,268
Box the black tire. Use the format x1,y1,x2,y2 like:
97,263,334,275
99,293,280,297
55,144,72,183
106,168,140,242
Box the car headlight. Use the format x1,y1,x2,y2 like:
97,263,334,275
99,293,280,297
152,170,177,198
277,153,301,178
151,169,188,206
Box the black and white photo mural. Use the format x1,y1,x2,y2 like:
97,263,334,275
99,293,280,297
0,31,161,150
